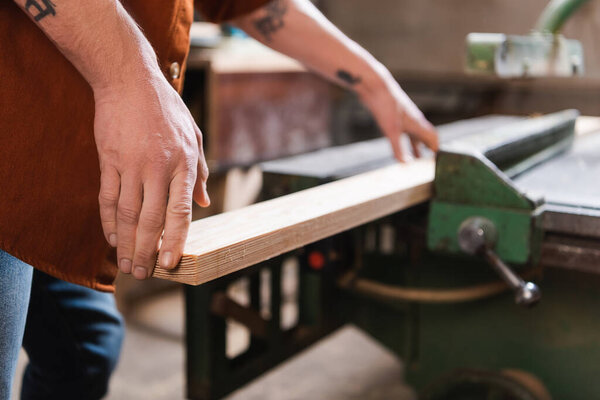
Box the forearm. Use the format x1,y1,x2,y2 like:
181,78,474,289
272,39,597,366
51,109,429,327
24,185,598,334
14,0,210,278
235,0,438,160
13,0,163,93
233,0,390,99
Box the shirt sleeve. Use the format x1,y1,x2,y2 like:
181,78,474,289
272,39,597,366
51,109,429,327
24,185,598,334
195,0,274,22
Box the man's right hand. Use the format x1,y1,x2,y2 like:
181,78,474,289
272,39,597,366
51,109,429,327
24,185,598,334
13,0,210,280
94,72,210,280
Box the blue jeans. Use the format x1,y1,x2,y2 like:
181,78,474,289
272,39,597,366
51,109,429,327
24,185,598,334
0,250,124,400
0,251,33,400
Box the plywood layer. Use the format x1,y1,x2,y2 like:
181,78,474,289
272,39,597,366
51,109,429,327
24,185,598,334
152,159,435,285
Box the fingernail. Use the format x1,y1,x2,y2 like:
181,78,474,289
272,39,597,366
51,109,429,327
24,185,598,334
109,234,117,247
120,258,132,274
160,252,173,268
133,266,147,280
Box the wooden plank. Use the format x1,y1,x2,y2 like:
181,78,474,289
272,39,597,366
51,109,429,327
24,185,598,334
152,159,435,285
153,116,600,285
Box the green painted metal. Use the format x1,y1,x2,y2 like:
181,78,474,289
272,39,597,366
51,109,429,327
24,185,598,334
185,244,348,399
433,151,536,210
405,258,600,400
535,0,590,34
185,284,215,399
428,111,577,263
429,148,541,263
185,194,600,399
428,202,539,264
185,113,589,399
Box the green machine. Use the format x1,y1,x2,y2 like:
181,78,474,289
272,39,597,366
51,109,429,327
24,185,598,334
466,0,588,78
184,110,600,399
181,2,600,398
418,109,600,399
427,110,579,306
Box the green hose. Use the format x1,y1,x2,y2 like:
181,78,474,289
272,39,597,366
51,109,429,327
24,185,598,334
535,0,590,34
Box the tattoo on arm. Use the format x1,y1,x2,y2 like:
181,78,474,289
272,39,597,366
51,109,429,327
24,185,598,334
336,69,362,86
253,0,288,42
25,0,56,21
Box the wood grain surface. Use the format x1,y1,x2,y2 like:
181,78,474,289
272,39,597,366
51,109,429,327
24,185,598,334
152,159,435,285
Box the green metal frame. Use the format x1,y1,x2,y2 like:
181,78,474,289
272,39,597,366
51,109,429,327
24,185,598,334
429,202,541,264
427,111,577,264
404,254,600,400
184,111,595,400
427,150,543,264
185,232,353,399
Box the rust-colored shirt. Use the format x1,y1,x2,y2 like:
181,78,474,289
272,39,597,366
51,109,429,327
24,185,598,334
0,0,270,292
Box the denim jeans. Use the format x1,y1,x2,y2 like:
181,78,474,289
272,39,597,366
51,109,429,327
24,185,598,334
0,250,125,400
0,251,33,400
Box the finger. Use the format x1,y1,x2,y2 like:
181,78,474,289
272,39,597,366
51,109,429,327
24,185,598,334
410,136,422,158
193,128,210,207
158,172,194,270
388,133,405,163
116,174,143,275
405,116,439,153
131,179,168,280
98,166,120,247
193,155,210,207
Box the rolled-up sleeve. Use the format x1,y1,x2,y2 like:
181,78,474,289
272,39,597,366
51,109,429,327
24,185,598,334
195,0,274,22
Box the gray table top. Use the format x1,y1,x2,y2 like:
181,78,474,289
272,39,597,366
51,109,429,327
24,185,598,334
515,129,600,209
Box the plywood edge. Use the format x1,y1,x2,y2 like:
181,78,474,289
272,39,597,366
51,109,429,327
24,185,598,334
153,160,435,284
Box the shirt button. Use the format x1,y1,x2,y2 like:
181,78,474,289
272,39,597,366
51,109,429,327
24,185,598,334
169,62,180,79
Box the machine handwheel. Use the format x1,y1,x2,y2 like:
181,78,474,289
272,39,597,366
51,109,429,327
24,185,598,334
420,368,552,400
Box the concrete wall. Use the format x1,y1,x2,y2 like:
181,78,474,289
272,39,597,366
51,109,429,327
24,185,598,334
321,0,600,79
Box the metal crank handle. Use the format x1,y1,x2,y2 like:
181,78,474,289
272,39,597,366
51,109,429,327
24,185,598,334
483,248,541,307
457,217,541,307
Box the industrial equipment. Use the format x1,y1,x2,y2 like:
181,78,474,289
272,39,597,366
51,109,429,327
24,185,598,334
466,0,588,77
154,110,600,399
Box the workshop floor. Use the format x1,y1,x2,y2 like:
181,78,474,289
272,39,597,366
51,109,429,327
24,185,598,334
12,287,415,400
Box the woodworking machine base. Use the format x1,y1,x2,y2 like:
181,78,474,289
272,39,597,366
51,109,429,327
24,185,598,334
184,112,600,400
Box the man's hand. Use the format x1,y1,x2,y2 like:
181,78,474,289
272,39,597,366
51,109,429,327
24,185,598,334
95,75,209,280
234,0,439,161
357,70,439,161
13,0,210,279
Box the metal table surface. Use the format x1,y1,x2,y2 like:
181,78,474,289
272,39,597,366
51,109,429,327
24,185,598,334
510,126,600,272
261,115,522,180
261,114,600,243
515,128,600,210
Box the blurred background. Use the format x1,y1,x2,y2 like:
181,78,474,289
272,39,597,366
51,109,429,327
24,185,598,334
14,1,600,399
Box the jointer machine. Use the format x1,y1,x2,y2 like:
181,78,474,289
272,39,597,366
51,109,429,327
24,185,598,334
152,109,600,399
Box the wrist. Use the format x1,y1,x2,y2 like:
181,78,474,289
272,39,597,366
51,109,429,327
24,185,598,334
91,57,165,101
354,60,394,102
84,20,163,95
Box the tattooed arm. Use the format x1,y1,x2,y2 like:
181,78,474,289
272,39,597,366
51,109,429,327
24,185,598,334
234,0,437,160
13,0,210,279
